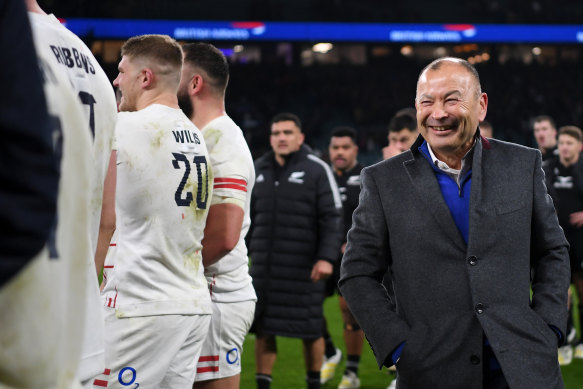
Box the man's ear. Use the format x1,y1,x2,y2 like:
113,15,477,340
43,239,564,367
299,132,305,145
191,74,203,95
141,68,154,88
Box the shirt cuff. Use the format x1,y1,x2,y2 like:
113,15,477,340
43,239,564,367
549,325,563,346
391,341,406,365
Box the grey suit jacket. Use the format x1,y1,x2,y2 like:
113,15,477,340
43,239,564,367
339,135,570,389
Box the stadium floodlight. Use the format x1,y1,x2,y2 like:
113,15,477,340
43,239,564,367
313,43,333,53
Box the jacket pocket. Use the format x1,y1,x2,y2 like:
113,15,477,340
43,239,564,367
496,200,527,215
395,322,426,373
525,308,558,348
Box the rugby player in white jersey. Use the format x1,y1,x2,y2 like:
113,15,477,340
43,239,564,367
26,1,118,386
0,10,93,388
178,43,256,389
94,34,212,389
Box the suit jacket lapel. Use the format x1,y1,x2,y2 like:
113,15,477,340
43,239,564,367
467,137,495,252
469,137,485,217
404,153,467,252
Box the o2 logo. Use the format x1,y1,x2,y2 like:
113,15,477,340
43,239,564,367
226,348,239,366
118,367,140,388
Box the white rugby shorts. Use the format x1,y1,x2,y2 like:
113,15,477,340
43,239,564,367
94,308,210,388
194,300,255,381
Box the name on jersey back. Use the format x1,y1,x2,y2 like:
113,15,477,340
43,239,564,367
50,45,95,75
173,129,201,144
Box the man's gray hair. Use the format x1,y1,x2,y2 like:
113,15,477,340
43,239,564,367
417,57,482,98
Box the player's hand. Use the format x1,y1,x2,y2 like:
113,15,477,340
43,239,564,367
311,260,333,283
570,211,583,227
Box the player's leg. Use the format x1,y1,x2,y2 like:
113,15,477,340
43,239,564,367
573,272,583,331
340,295,364,358
562,234,582,363
321,267,343,384
321,317,343,384
303,336,325,389
559,292,574,364
567,287,576,343
255,334,276,389
194,300,255,389
161,314,211,388
322,318,337,360
338,295,363,388
572,237,583,358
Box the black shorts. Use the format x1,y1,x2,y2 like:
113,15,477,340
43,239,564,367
565,230,583,275
325,253,343,297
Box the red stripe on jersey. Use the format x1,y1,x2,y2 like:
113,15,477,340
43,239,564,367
113,288,118,308
107,298,112,307
208,274,216,297
103,369,111,375
199,355,219,362
104,265,114,269
214,184,247,192
93,379,108,387
214,177,247,186
197,366,219,373
109,243,117,247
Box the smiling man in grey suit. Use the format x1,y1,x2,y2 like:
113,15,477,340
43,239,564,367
339,57,570,389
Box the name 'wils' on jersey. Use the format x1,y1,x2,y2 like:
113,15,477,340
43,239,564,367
172,129,200,144
50,45,95,75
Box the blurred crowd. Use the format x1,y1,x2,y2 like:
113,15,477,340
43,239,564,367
100,52,583,163
227,56,583,160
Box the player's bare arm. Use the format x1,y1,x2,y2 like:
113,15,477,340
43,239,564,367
94,151,116,276
201,202,244,267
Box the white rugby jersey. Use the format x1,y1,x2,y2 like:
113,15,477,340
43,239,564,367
28,12,117,254
202,115,256,303
102,104,213,317
0,56,91,388
28,12,116,383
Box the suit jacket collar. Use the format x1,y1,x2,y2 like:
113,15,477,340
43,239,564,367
404,131,487,252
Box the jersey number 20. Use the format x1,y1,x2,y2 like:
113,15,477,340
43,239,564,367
172,153,208,209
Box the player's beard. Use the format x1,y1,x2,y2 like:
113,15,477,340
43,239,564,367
177,90,194,120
